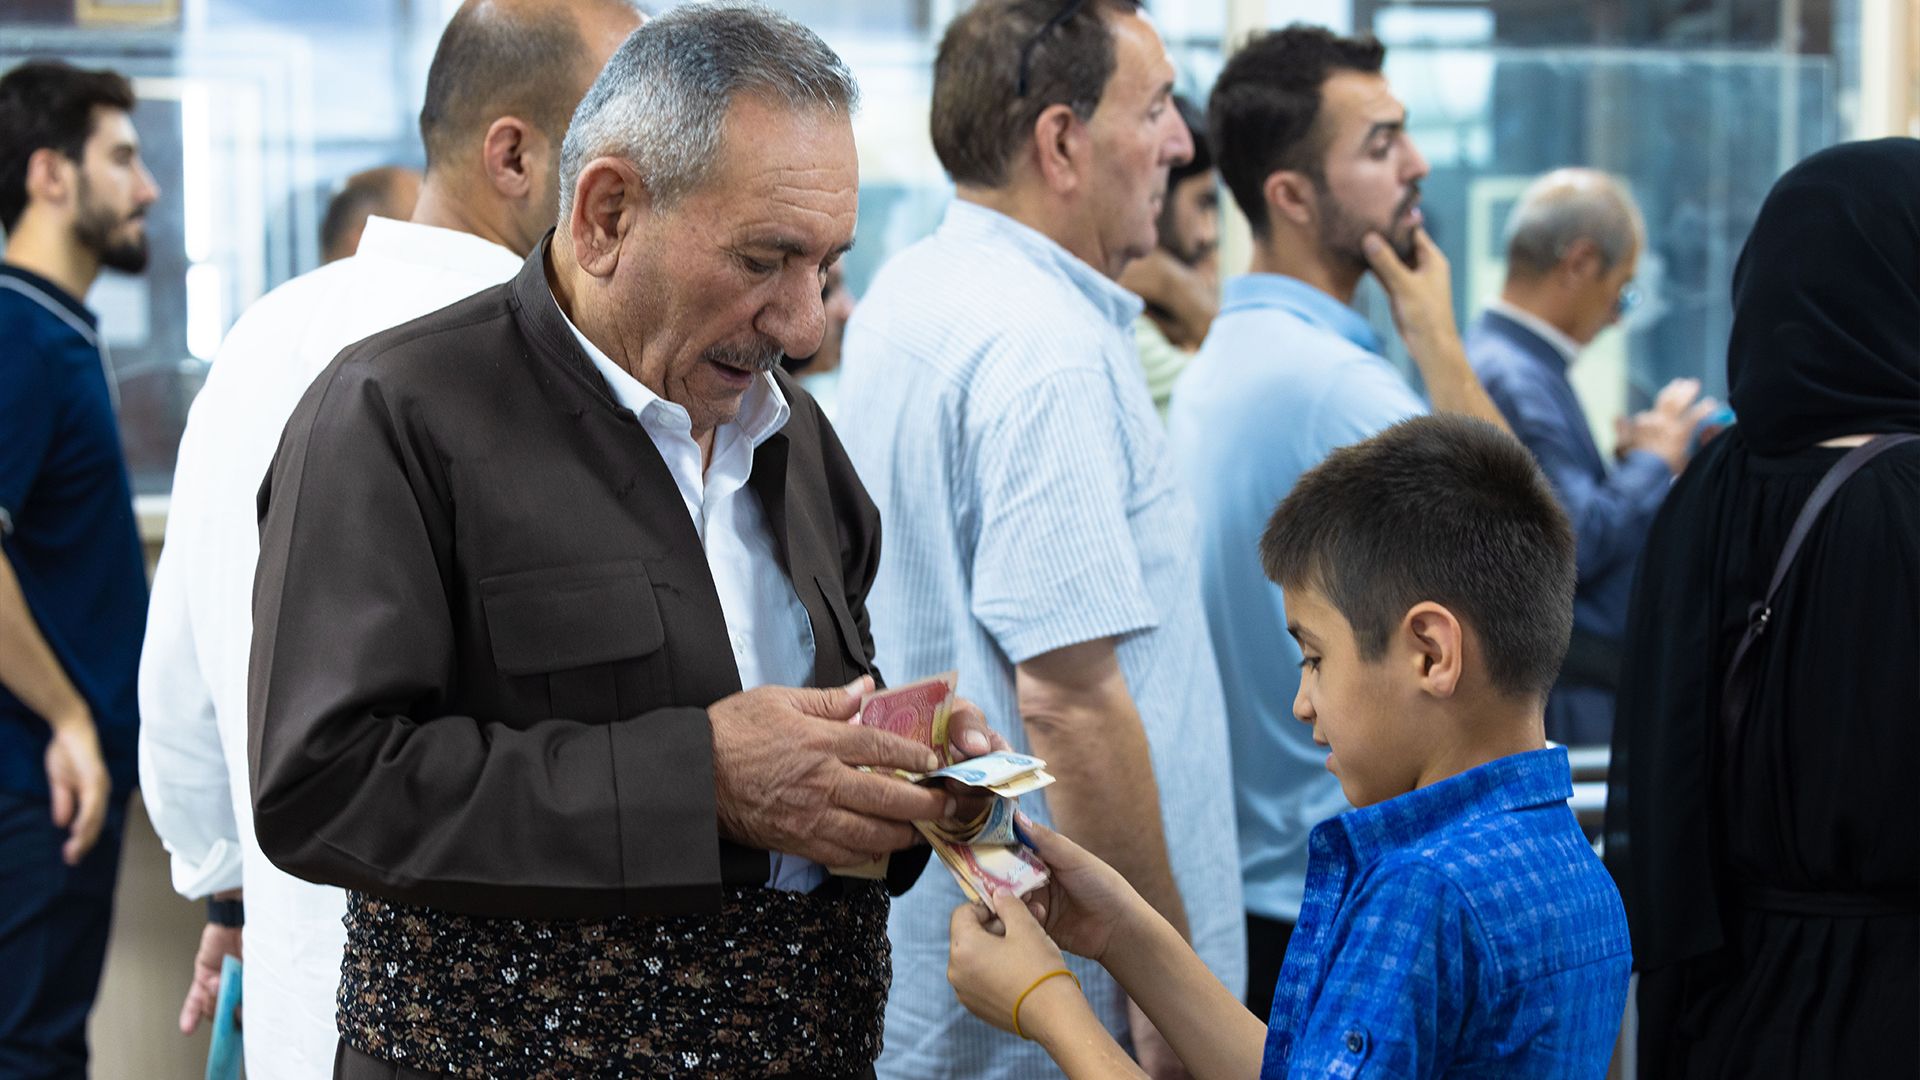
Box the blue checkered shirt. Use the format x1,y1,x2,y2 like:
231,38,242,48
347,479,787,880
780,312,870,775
1263,747,1630,1077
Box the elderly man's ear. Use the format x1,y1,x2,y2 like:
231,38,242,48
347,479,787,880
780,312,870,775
567,157,649,278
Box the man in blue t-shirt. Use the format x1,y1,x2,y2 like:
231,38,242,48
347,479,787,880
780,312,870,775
0,59,157,1077
1167,25,1512,1021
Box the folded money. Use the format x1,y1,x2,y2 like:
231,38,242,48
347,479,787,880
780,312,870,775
830,671,960,880
829,672,1053,897
915,822,1050,902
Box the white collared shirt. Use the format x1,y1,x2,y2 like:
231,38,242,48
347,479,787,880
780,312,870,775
553,298,822,893
139,217,527,1080
1489,296,1585,367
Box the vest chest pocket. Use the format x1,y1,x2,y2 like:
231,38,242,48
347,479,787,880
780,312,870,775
479,560,665,722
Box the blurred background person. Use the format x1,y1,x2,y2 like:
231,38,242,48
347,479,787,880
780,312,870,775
839,1,1245,1076
778,257,855,420
1468,168,1713,747
1168,24,1508,1025
1117,93,1218,422
0,59,157,1078
1607,137,1919,1080
317,164,422,263
135,2,641,1076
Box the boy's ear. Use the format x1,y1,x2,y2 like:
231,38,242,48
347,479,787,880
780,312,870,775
1403,602,1465,699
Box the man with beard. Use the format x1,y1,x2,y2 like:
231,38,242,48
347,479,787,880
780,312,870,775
247,6,1004,1076
136,2,642,1076
1118,94,1220,421
1165,24,1508,1024
0,60,158,1076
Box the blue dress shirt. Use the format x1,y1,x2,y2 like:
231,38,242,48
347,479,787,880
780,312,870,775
1168,274,1424,922
1262,748,1632,1078
1466,309,1671,744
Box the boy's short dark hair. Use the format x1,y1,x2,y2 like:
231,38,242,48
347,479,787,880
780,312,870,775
930,0,1139,189
0,60,136,234
1207,24,1384,237
1260,415,1576,700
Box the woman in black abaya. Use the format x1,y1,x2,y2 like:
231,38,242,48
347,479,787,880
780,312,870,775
1605,138,1920,1078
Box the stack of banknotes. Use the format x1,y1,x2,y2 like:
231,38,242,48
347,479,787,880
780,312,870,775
832,671,1053,900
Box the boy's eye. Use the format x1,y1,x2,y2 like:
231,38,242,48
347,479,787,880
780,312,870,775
1298,656,1321,673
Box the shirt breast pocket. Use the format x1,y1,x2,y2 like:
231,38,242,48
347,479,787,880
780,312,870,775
479,560,666,722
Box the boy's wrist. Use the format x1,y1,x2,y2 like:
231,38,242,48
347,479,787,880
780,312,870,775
1022,974,1096,1049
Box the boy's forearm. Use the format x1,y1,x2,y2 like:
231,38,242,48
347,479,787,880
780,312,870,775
1104,901,1269,1080
1026,980,1150,1079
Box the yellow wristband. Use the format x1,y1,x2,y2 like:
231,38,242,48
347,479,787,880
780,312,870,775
1011,968,1081,1041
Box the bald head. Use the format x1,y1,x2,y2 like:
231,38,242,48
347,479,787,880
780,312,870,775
418,0,644,175
1503,168,1643,282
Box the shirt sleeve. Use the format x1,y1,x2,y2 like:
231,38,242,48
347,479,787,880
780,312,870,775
968,364,1157,665
0,322,58,532
1486,369,1672,582
137,505,243,898
1287,861,1484,1079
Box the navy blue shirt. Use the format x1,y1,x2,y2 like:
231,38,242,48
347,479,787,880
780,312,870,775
1262,748,1631,1078
0,264,146,799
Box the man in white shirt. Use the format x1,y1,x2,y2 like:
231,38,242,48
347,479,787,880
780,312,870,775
135,1,641,1075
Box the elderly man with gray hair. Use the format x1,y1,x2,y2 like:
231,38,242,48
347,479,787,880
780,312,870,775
247,6,1006,1077
1466,167,1714,746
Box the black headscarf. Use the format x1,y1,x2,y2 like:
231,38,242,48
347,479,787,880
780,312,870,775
1726,138,1920,454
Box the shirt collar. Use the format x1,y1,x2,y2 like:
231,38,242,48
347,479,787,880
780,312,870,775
1487,298,1583,370
0,262,97,330
1332,747,1573,867
1220,273,1382,355
938,199,1145,331
545,281,790,448
353,216,524,280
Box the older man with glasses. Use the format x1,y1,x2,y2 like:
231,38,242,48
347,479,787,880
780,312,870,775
1467,167,1715,747
837,1,1244,1077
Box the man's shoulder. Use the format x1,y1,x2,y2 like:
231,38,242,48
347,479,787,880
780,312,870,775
0,277,89,358
327,280,518,379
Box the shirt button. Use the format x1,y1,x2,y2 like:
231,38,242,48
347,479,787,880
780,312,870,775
1345,1030,1366,1054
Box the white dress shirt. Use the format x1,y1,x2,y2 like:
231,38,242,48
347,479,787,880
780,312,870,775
138,217,524,1080
552,295,823,893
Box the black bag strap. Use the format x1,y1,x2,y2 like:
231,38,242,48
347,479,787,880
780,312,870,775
1721,433,1920,740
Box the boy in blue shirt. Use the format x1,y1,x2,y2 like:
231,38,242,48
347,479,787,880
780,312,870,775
948,414,1631,1077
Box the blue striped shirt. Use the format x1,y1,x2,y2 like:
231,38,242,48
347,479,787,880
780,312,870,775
839,199,1245,1078
1263,747,1631,1077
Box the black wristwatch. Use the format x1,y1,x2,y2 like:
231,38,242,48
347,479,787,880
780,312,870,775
207,898,245,928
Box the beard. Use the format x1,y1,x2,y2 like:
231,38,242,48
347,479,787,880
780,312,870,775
702,335,785,377
73,177,149,273
1318,183,1421,271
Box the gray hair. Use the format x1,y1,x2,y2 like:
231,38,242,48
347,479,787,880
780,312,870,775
557,2,858,221
1502,168,1644,279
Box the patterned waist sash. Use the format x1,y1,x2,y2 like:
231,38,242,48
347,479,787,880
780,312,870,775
338,882,890,1078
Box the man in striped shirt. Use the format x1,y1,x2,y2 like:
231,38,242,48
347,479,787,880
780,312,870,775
837,2,1244,1077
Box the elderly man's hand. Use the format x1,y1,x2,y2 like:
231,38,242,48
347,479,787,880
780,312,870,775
711,677,959,866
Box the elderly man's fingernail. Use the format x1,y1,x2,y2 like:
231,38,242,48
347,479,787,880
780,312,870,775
963,729,989,753
924,752,941,772
945,797,958,819
1363,234,1384,254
